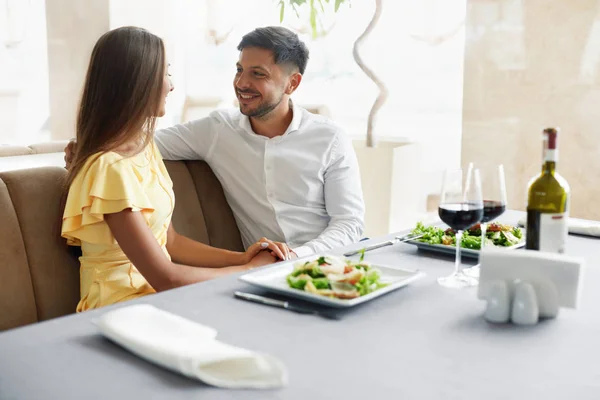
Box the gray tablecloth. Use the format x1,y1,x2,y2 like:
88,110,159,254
1,211,598,399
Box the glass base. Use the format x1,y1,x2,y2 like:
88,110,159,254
463,264,480,278
437,272,479,288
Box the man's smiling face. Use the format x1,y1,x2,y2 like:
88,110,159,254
233,47,289,118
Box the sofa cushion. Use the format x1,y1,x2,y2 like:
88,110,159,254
164,161,243,251
165,160,210,244
0,179,38,330
185,161,244,252
0,168,80,321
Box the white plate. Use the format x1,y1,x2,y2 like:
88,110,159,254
239,257,425,308
406,240,525,258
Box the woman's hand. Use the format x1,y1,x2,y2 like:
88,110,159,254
243,237,291,264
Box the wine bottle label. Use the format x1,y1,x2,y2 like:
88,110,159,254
526,211,568,253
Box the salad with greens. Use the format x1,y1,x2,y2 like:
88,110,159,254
286,255,388,299
410,222,523,250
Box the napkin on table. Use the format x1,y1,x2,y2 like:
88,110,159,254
518,217,600,237
94,304,288,389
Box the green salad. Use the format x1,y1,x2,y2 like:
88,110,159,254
286,255,388,299
410,222,523,250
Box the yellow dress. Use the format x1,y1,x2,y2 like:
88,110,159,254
62,141,175,312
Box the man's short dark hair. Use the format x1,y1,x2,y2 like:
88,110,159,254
237,26,309,75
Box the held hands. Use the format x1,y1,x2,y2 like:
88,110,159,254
245,250,278,268
243,237,297,269
268,240,297,261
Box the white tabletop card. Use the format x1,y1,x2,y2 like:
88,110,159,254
478,248,585,308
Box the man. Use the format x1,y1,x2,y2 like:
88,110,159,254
69,26,365,258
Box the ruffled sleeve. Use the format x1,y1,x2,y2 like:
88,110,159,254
62,152,155,246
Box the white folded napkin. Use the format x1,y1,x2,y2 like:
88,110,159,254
567,218,600,237
94,304,288,389
517,217,600,237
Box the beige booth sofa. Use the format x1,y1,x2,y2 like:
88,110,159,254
0,160,244,331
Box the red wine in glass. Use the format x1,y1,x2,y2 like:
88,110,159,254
437,167,483,288
482,200,506,223
438,203,484,231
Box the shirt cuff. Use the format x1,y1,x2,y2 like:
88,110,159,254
290,245,314,259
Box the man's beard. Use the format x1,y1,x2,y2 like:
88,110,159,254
240,94,284,119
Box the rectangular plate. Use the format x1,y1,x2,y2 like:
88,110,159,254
405,239,525,258
239,258,425,308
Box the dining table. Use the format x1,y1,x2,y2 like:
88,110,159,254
0,210,598,399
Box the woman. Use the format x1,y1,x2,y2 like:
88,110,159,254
62,26,284,312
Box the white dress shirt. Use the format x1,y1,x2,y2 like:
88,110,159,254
154,103,364,257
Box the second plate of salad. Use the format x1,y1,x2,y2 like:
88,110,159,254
406,221,525,258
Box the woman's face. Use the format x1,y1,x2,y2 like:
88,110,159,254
157,62,174,117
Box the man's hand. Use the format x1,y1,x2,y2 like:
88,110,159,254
64,139,77,170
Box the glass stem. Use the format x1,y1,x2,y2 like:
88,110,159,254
480,223,487,251
454,230,463,275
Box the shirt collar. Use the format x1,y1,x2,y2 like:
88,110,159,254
238,100,303,139
284,101,302,135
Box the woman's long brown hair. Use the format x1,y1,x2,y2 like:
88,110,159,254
65,26,166,187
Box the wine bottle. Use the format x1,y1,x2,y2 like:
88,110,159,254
526,127,570,253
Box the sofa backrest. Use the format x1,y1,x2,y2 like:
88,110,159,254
0,168,80,329
0,160,243,331
165,161,243,251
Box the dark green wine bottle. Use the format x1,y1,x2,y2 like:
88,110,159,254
526,128,570,253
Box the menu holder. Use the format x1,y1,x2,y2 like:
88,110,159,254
478,249,585,325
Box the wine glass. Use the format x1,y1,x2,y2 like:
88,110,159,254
437,167,483,288
463,164,507,278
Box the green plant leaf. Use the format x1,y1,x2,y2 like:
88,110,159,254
317,0,325,12
277,0,348,39
290,2,301,18
310,0,317,39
